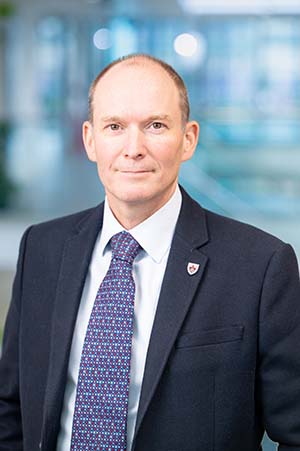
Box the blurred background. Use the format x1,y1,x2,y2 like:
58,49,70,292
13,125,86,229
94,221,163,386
1,1,300,448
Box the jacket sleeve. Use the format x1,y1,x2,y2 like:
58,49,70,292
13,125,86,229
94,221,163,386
0,227,32,451
258,243,300,450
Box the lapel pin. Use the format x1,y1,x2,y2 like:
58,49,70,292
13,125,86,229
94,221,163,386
187,262,200,275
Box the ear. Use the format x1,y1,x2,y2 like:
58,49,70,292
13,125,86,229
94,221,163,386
181,120,200,162
82,120,97,162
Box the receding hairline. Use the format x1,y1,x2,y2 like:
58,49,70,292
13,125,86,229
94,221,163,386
88,53,190,125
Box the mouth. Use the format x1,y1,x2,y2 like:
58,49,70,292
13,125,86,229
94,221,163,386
118,169,154,174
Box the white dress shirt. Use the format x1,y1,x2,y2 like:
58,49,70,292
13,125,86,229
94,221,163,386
56,185,182,451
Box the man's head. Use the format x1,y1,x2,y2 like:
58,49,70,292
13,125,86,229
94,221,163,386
88,54,190,126
83,54,199,227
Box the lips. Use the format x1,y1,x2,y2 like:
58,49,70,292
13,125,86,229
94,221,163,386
118,169,153,173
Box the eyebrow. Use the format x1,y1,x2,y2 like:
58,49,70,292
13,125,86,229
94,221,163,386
145,115,172,122
100,116,124,123
100,114,173,123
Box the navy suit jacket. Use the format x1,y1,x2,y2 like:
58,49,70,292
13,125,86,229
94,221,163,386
0,188,300,451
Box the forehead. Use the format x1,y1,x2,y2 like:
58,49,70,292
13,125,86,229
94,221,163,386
93,61,181,118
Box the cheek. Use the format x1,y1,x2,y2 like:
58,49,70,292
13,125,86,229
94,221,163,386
157,148,183,171
150,135,184,166
94,153,112,183
94,143,113,168
94,138,122,167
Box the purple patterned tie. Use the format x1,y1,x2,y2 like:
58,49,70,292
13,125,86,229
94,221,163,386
71,231,141,451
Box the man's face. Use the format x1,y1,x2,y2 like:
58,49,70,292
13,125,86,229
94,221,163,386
83,61,199,218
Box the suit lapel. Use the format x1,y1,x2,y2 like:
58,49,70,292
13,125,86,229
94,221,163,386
41,205,104,450
134,189,209,441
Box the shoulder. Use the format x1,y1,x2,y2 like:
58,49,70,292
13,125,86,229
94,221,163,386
23,204,103,247
205,208,284,248
198,208,300,286
181,187,289,260
201,208,298,275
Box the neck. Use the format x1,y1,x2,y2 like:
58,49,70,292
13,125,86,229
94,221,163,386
106,189,177,230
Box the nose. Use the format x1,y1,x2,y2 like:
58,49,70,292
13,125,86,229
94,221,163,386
122,126,146,159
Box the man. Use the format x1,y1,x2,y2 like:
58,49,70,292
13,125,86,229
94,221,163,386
0,54,299,451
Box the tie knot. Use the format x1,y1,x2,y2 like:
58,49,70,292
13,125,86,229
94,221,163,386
110,231,141,264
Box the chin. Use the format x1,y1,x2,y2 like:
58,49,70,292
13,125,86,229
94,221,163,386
107,181,173,208
118,192,153,204
110,186,155,204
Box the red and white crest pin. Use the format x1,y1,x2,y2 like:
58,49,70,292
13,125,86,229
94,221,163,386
187,262,200,275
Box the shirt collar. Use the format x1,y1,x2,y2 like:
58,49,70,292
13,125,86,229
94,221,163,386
99,185,182,263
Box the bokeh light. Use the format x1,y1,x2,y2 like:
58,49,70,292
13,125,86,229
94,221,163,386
93,28,112,50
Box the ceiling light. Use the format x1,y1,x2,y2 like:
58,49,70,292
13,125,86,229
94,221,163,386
93,28,111,50
178,0,300,15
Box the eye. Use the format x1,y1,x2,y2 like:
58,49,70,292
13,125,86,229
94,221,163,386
108,123,121,131
152,122,164,129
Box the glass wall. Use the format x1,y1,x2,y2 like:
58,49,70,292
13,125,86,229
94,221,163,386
3,13,300,227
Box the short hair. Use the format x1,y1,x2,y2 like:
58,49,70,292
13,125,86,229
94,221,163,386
88,53,190,125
